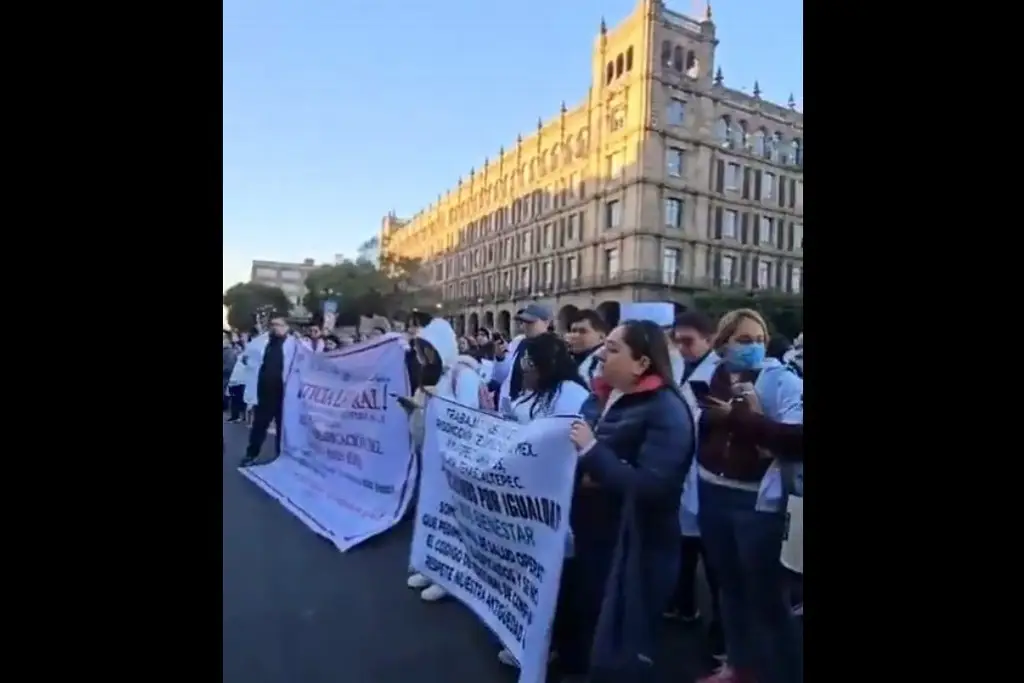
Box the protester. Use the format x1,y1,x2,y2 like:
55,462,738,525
222,333,238,405
226,348,249,423
766,335,791,363
242,326,267,420
783,332,803,378
555,319,695,680
496,331,590,668
405,311,432,394
507,333,589,424
668,310,726,665
303,318,327,352
323,334,340,352
497,304,552,414
240,315,298,467
693,309,803,683
566,308,607,389
405,317,485,601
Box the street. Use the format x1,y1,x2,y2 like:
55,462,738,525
222,423,713,683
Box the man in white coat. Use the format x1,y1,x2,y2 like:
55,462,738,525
240,315,299,467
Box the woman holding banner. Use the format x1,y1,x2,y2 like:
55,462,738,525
558,319,696,681
405,317,486,602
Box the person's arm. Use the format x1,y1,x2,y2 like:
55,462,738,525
728,371,803,459
579,392,693,504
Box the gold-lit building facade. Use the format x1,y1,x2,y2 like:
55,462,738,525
381,0,803,335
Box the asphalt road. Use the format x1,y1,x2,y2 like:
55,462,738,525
222,421,714,683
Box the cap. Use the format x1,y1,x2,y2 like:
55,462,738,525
516,303,552,323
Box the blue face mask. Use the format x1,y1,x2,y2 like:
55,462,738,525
724,342,766,371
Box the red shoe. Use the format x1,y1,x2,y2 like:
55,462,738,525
697,665,754,683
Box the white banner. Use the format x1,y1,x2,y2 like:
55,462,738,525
409,396,578,683
241,333,416,551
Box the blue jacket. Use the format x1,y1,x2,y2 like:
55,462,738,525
572,378,696,675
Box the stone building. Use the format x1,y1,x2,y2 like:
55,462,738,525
380,0,802,335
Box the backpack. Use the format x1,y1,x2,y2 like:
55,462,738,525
452,365,495,411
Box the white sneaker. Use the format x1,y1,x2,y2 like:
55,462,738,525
497,648,520,668
420,583,448,602
406,573,431,589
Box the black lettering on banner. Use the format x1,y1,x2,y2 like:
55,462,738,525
421,514,438,529
438,501,456,516
425,555,455,581
426,533,434,549
521,576,539,606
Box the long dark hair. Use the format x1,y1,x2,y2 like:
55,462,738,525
520,333,587,418
618,319,678,392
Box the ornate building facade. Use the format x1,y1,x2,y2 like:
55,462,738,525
380,0,802,335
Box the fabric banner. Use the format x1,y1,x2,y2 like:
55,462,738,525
409,396,578,683
240,333,415,551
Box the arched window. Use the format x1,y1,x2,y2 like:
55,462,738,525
550,146,559,170
734,120,748,149
615,54,624,78
672,45,684,71
770,132,784,163
576,129,589,158
606,62,614,84
626,46,634,72
792,138,802,166
752,128,766,157
539,151,547,175
661,41,672,68
685,51,698,78
714,116,730,144
528,159,536,182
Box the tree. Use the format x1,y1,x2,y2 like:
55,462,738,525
693,290,803,340
223,282,292,331
301,254,437,326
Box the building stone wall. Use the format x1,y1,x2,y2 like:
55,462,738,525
381,0,802,335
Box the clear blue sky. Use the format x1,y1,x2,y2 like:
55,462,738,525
223,0,802,292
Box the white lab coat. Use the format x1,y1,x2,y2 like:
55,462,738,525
678,350,721,536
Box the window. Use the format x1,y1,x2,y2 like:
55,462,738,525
666,147,684,177
753,128,767,158
609,108,625,132
543,223,552,248
721,255,736,286
567,213,578,240
726,163,741,190
665,198,683,229
519,266,530,288
672,45,683,71
605,200,622,229
757,261,771,289
503,271,511,290
606,151,623,178
790,266,802,293
770,132,783,163
606,62,614,84
792,139,802,166
255,267,277,279
763,172,776,200
567,256,579,280
542,261,553,287
661,41,672,68
714,116,730,145
761,217,776,245
604,248,620,275
662,248,680,285
723,210,738,239
626,46,634,72
667,99,685,126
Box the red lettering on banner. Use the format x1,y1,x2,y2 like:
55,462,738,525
299,383,387,411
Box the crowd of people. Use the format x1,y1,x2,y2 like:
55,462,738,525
223,301,804,683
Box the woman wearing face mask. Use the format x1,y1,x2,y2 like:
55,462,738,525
693,309,803,683
404,318,486,602
554,320,695,681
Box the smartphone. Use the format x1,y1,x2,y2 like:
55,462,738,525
688,380,711,401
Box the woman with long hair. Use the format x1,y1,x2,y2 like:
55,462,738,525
694,309,803,683
508,333,590,423
555,320,696,680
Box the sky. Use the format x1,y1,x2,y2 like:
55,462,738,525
223,0,803,292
